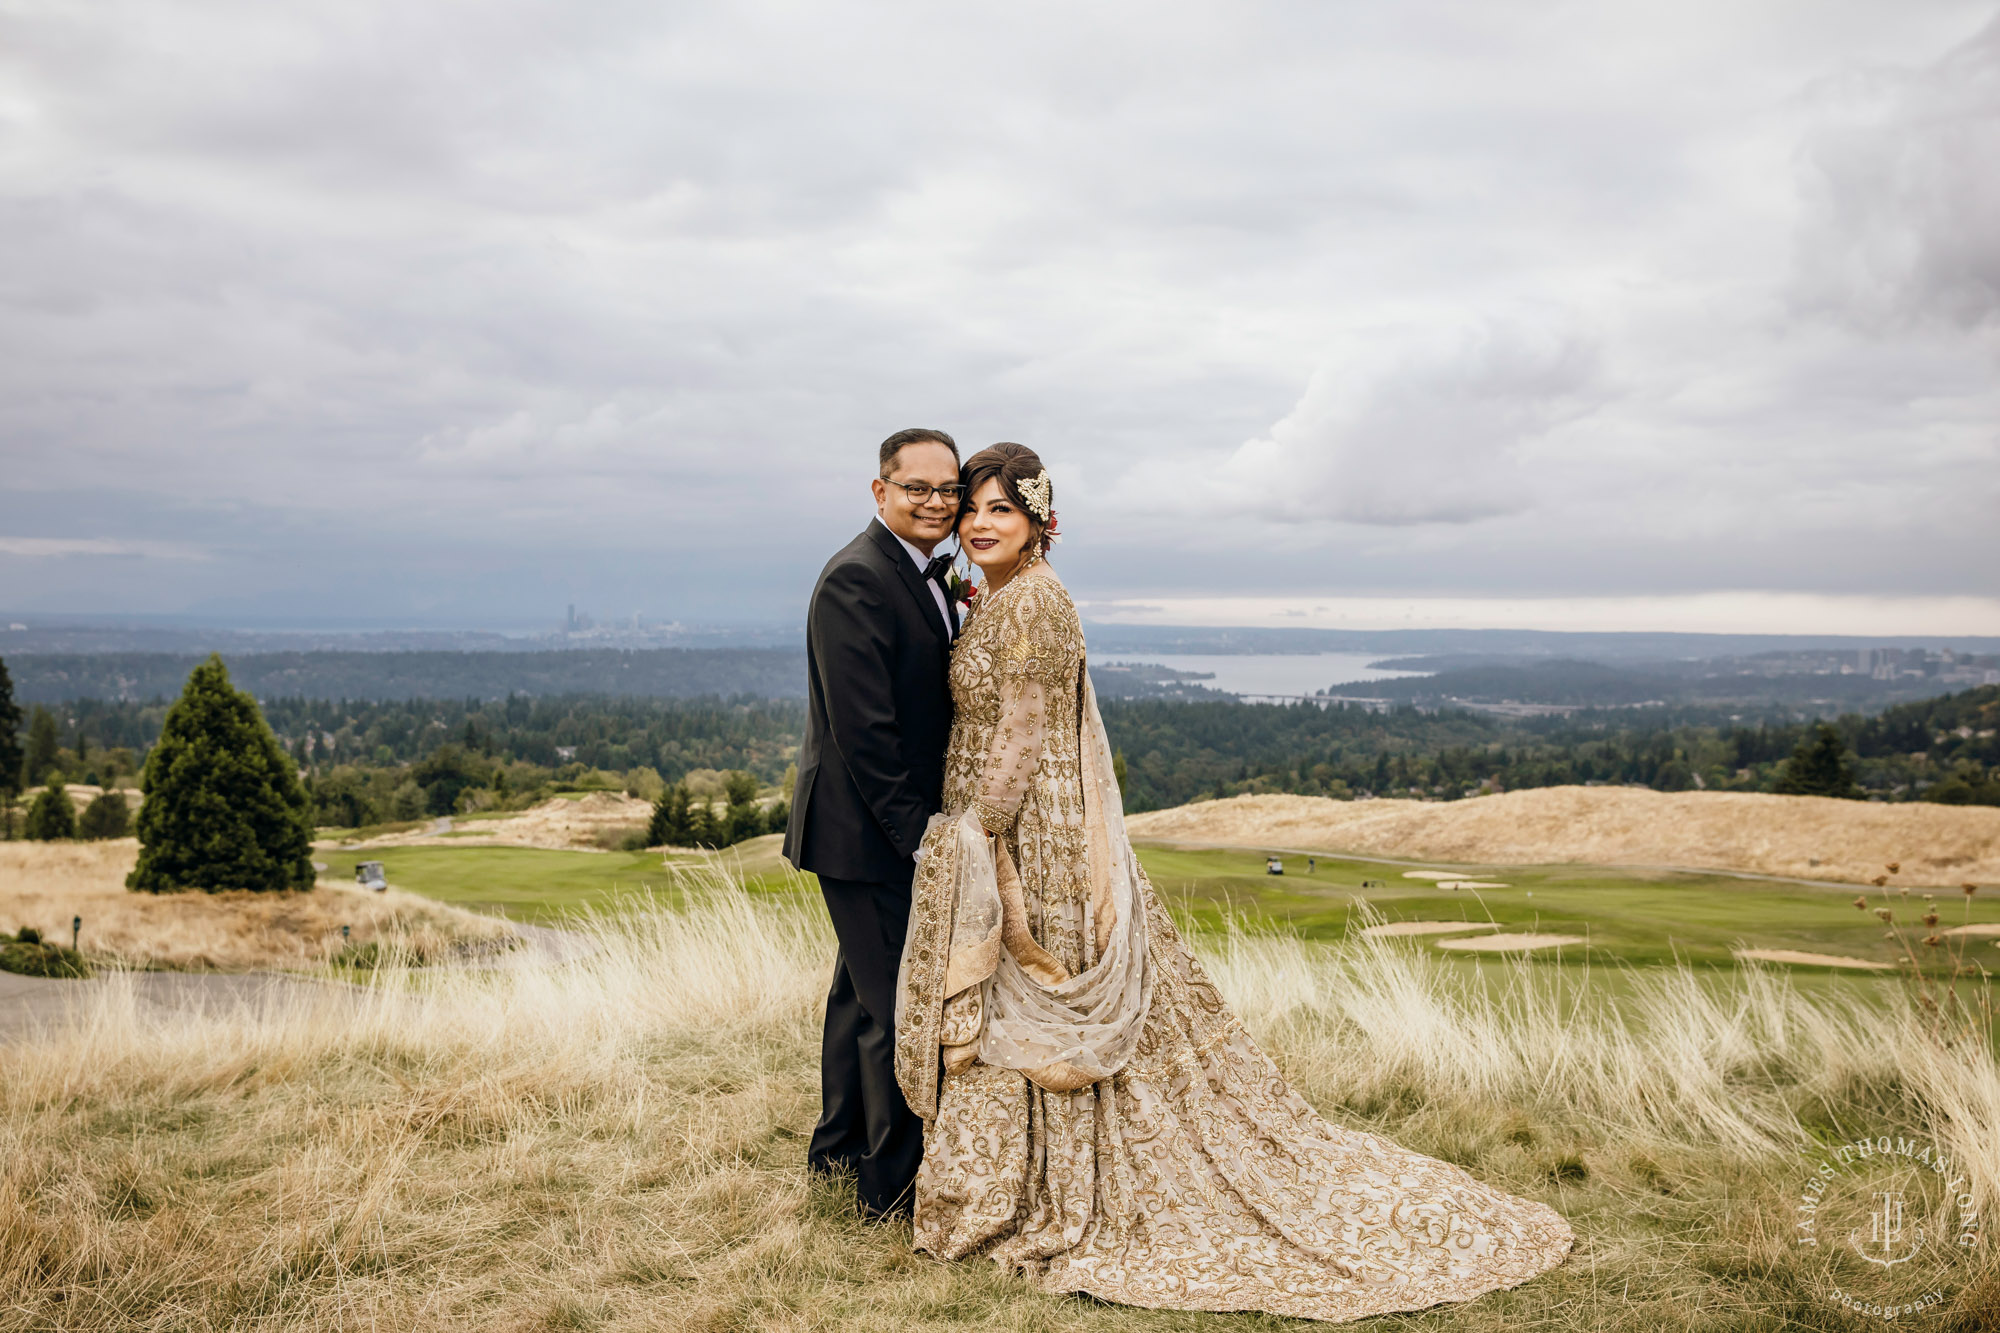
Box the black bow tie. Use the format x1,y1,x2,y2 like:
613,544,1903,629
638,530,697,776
922,554,953,583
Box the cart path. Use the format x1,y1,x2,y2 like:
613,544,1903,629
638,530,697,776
0,924,596,1044
0,969,357,1044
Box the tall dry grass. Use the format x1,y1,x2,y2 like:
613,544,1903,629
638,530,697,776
0,840,515,971
2,875,1996,1331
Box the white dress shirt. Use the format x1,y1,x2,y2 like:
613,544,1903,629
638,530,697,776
889,529,955,636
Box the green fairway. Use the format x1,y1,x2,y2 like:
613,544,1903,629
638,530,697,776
1136,843,2000,974
328,836,809,923
341,834,2000,983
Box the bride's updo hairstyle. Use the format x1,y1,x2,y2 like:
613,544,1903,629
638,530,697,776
959,442,1056,557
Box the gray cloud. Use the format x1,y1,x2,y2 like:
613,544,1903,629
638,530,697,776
1793,15,2000,330
0,0,1996,624
1118,320,1603,526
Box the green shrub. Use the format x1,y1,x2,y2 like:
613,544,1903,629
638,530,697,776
0,930,92,979
77,788,131,840
332,940,384,970
332,939,433,969
23,780,77,840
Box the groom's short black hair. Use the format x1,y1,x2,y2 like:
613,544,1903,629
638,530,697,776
879,428,959,475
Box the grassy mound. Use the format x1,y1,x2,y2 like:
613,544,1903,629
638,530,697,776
1127,786,2000,886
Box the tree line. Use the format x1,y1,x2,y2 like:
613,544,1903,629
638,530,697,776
6,651,1995,845
1100,686,1998,809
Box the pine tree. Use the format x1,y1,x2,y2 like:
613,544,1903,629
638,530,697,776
724,770,763,844
0,656,22,836
127,655,315,893
762,798,791,837
77,788,131,840
24,706,58,787
1773,722,1858,799
684,797,719,849
24,778,77,839
647,782,691,847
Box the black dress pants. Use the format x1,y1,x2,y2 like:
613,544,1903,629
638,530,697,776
809,873,925,1216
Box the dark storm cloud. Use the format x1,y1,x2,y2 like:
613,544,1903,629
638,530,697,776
0,0,1995,627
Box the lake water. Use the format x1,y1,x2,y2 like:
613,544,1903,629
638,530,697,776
1100,652,1429,698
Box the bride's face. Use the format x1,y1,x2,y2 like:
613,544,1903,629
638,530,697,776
959,477,1035,576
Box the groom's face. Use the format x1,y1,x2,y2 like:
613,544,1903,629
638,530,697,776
872,441,961,553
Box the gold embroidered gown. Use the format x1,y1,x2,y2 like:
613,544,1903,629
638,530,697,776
895,568,1573,1322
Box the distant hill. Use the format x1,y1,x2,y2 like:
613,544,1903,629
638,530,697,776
8,649,811,703
10,647,1236,706
1362,659,1680,707
1125,787,2000,887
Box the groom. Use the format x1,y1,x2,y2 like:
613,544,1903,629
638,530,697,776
783,427,962,1219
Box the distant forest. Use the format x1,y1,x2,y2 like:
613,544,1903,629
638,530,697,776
16,662,1997,823
1101,686,1999,809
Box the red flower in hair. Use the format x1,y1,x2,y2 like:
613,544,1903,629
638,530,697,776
1041,511,1061,554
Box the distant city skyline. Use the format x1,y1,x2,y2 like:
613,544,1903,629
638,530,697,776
3,2,1996,632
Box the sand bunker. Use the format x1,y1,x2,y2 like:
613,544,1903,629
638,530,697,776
1732,948,1894,971
1943,923,2000,938
1126,787,2000,887
1437,933,1586,952
1361,922,1500,938
342,793,655,852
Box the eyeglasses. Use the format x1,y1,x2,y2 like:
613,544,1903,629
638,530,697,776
880,477,967,504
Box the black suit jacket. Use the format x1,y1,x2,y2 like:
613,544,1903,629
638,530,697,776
783,519,954,883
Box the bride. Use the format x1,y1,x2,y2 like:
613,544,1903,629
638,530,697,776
894,442,1573,1321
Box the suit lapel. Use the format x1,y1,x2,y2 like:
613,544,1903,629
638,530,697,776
866,520,949,645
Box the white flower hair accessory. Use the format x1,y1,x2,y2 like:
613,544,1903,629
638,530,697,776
1018,469,1053,522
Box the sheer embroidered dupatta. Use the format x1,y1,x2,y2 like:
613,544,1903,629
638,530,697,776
895,667,1153,1120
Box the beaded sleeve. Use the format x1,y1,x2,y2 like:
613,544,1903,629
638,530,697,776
972,578,1074,836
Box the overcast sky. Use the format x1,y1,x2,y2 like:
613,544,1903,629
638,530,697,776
3,1,1997,633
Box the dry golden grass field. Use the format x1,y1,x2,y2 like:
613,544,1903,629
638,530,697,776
1,875,1997,1331
5,790,2000,1330
0,841,514,971
1125,788,2000,886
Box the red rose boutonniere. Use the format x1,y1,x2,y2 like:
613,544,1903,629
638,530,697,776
944,563,979,612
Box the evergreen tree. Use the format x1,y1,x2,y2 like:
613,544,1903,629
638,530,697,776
127,655,315,893
24,778,77,840
77,788,131,840
684,797,719,849
24,706,58,787
647,781,691,846
1773,722,1858,799
0,656,22,836
762,798,791,836
412,744,488,816
724,770,763,843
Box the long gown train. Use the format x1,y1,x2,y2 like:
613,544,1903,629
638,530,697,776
894,568,1572,1322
